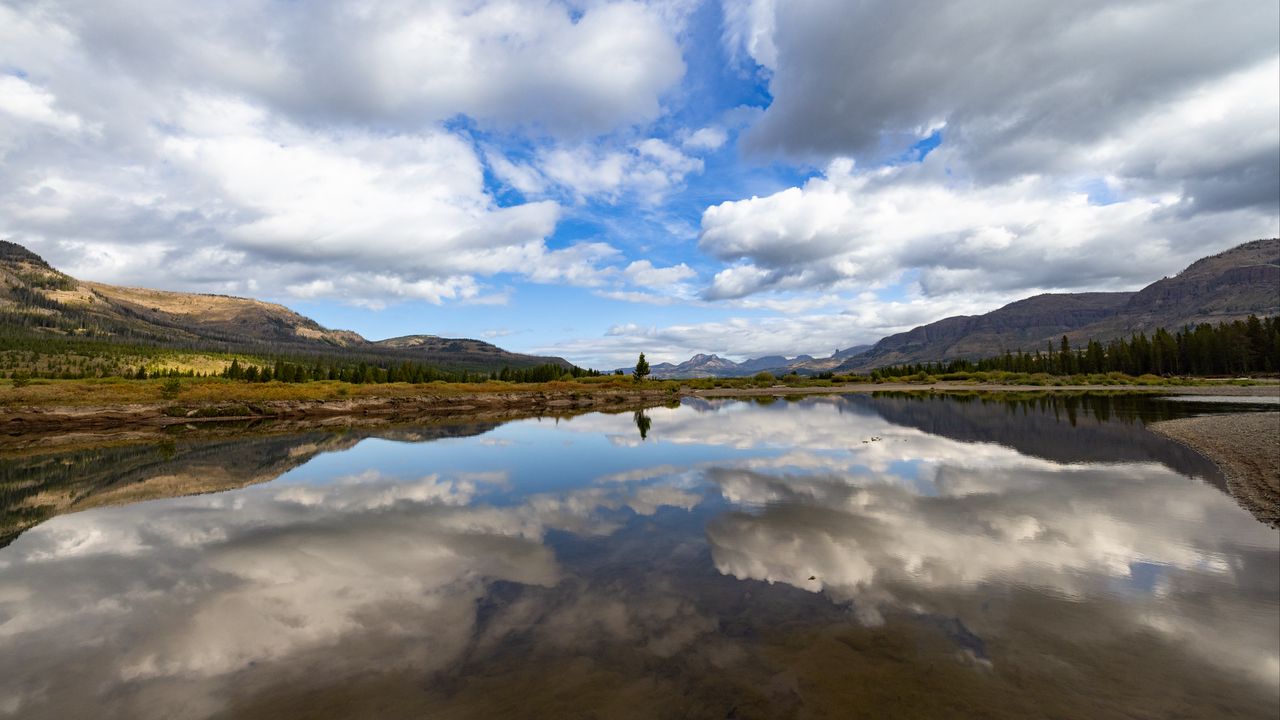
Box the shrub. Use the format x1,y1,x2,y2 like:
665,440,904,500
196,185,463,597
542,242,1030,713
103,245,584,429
160,377,182,399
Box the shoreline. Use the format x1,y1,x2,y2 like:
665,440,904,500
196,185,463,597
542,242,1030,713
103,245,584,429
690,382,1280,398
1149,413,1280,529
0,389,678,454
2,383,1276,541
0,381,1275,454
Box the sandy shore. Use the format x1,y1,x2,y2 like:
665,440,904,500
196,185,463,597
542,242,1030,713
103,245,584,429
1150,413,1280,529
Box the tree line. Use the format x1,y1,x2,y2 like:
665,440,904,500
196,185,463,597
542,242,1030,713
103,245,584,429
214,359,601,385
870,315,1280,379
0,333,601,383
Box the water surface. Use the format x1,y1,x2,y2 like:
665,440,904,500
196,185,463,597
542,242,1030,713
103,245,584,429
1,393,1276,719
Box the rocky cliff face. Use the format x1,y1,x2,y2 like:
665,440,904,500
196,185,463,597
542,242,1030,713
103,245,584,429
839,238,1280,370
1064,239,1280,342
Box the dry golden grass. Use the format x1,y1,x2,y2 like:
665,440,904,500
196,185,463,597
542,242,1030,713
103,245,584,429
0,376,671,406
144,354,243,375
2,374,1274,408
83,281,288,320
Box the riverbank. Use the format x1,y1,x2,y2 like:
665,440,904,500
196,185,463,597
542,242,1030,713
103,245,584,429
691,382,1280,398
1150,413,1280,529
0,387,678,453
1,379,1276,453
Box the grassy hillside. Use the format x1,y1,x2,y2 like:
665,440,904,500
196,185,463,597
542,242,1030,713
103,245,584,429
0,240,580,378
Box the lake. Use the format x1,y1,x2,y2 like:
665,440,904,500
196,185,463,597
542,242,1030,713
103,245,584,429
1,393,1277,719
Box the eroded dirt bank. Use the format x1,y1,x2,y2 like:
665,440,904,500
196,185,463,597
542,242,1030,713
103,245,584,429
0,389,678,453
1,382,1275,454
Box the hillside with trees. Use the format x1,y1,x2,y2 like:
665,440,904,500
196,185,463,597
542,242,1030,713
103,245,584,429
0,241,583,380
837,239,1280,371
867,315,1280,380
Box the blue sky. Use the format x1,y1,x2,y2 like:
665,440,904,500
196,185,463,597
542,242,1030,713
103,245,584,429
1,0,1277,368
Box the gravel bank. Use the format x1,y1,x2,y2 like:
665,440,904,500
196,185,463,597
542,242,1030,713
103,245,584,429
1150,412,1280,528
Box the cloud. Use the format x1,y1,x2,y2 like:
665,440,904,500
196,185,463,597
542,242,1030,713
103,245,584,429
0,460,704,717
3,86,707,307
720,0,779,70
700,1,1279,307
732,0,1278,204
698,155,1279,299
0,91,588,302
517,138,705,205
522,242,621,287
0,0,696,309
546,294,994,366
1,395,1276,716
0,75,86,134
550,395,1280,688
19,0,685,136
681,126,729,152
622,259,696,288
161,99,558,268
3,0,1276,341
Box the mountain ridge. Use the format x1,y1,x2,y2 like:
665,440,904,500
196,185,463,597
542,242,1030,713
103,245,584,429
617,347,868,380
0,240,572,372
836,238,1280,371
644,239,1278,378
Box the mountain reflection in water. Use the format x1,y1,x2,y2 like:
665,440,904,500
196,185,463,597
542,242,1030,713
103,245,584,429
0,393,1275,719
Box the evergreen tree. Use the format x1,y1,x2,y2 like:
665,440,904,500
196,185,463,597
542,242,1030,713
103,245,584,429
633,352,650,382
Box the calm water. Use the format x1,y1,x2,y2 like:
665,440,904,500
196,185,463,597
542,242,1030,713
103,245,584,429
0,393,1276,719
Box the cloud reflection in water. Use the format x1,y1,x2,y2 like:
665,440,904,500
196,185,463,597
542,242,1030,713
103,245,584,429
0,393,1275,718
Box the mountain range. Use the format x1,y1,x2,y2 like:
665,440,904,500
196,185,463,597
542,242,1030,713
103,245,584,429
624,348,871,380
0,241,571,372
643,238,1279,377
3,238,1276,378
837,238,1279,371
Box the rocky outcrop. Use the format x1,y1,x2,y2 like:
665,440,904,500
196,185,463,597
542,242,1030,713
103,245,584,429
1064,239,1280,342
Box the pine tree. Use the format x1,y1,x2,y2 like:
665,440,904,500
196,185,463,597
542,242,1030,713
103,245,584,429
633,353,650,382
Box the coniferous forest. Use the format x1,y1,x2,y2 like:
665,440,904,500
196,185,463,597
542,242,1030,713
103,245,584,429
0,333,601,384
870,316,1280,379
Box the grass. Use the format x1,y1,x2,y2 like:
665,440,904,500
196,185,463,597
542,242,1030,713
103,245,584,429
0,375,689,407
0,369,1270,408
0,347,268,380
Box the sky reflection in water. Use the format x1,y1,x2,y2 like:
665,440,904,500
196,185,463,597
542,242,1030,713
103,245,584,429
0,394,1276,719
